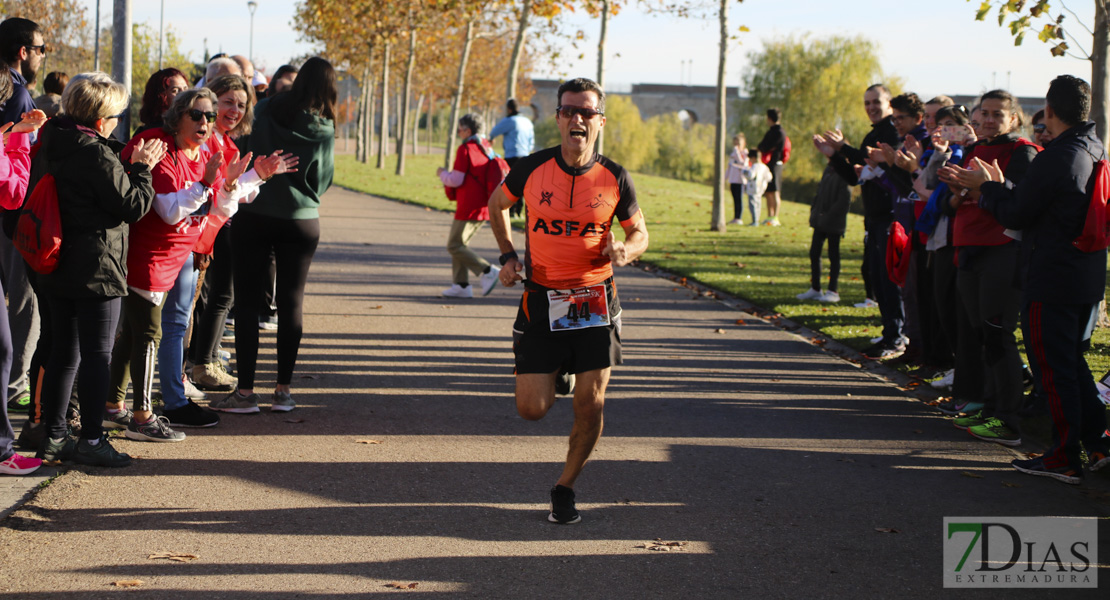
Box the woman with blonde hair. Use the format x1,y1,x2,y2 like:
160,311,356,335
30,72,163,467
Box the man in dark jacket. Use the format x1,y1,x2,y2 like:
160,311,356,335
757,108,786,226
954,75,1110,484
825,84,904,358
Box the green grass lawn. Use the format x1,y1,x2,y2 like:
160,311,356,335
334,153,1110,377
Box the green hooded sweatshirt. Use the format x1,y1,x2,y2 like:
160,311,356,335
244,96,335,220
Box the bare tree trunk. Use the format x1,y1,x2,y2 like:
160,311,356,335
376,39,391,168
396,27,417,175
447,19,476,169
367,47,377,164
710,0,728,232
595,0,610,155
413,93,425,155
507,1,532,101
356,60,370,162
1094,1,1109,144
427,93,436,155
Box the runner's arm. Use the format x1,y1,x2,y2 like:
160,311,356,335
604,212,649,267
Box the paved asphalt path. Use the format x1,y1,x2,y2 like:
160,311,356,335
0,186,1107,598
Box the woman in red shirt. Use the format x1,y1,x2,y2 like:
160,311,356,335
436,113,500,298
106,88,252,442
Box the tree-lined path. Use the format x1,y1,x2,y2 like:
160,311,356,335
0,187,1106,597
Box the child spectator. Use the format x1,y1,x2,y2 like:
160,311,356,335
742,149,771,225
797,151,850,302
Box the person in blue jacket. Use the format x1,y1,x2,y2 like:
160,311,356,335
488,99,534,218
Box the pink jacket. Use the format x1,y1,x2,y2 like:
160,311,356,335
0,132,30,209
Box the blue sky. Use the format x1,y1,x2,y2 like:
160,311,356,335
76,0,1094,98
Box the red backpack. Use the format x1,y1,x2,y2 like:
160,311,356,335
1073,158,1110,252
14,173,63,274
761,134,792,164
482,154,510,195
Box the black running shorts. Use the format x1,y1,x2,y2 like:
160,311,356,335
512,279,623,375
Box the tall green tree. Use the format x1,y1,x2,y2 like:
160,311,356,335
741,34,892,190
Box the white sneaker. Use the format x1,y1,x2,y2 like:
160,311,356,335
728,218,743,225
931,368,955,390
796,288,823,301
479,266,501,297
854,298,879,308
441,284,473,298
818,290,841,303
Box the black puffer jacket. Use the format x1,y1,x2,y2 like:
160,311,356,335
25,118,155,298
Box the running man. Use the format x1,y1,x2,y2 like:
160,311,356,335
488,77,649,524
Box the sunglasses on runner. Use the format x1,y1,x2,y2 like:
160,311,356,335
187,109,218,123
556,105,604,119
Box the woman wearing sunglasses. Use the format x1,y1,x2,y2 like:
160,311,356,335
214,57,336,414
189,75,297,395
105,88,254,442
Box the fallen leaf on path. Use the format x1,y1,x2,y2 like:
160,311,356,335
111,580,143,587
357,440,383,445
874,527,900,534
1002,482,1021,488
148,552,198,562
913,429,923,434
715,328,726,334
385,582,419,589
735,319,745,325
369,305,384,309
637,539,688,552
960,471,985,479
300,375,318,380
284,418,305,424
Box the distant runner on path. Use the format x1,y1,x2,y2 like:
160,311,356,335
487,78,649,524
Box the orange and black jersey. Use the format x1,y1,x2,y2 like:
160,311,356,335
501,146,643,289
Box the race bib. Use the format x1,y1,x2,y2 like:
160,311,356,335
547,285,610,331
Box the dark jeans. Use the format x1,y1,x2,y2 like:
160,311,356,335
932,246,960,372
956,244,1023,424
0,275,14,459
25,269,51,424
192,225,234,365
865,224,903,343
232,212,320,389
730,183,745,222
42,295,119,440
809,230,841,292
1024,301,1109,469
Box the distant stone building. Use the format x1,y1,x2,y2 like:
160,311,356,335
531,79,741,127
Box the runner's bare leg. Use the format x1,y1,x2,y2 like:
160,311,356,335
557,368,608,488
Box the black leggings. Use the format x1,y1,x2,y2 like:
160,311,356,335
232,212,320,389
810,230,841,292
42,295,119,440
191,224,234,365
729,183,745,221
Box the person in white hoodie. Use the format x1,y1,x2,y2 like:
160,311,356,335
742,149,772,225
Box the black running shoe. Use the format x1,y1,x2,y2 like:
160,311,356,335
163,400,220,428
549,484,582,524
37,436,76,463
72,437,132,468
